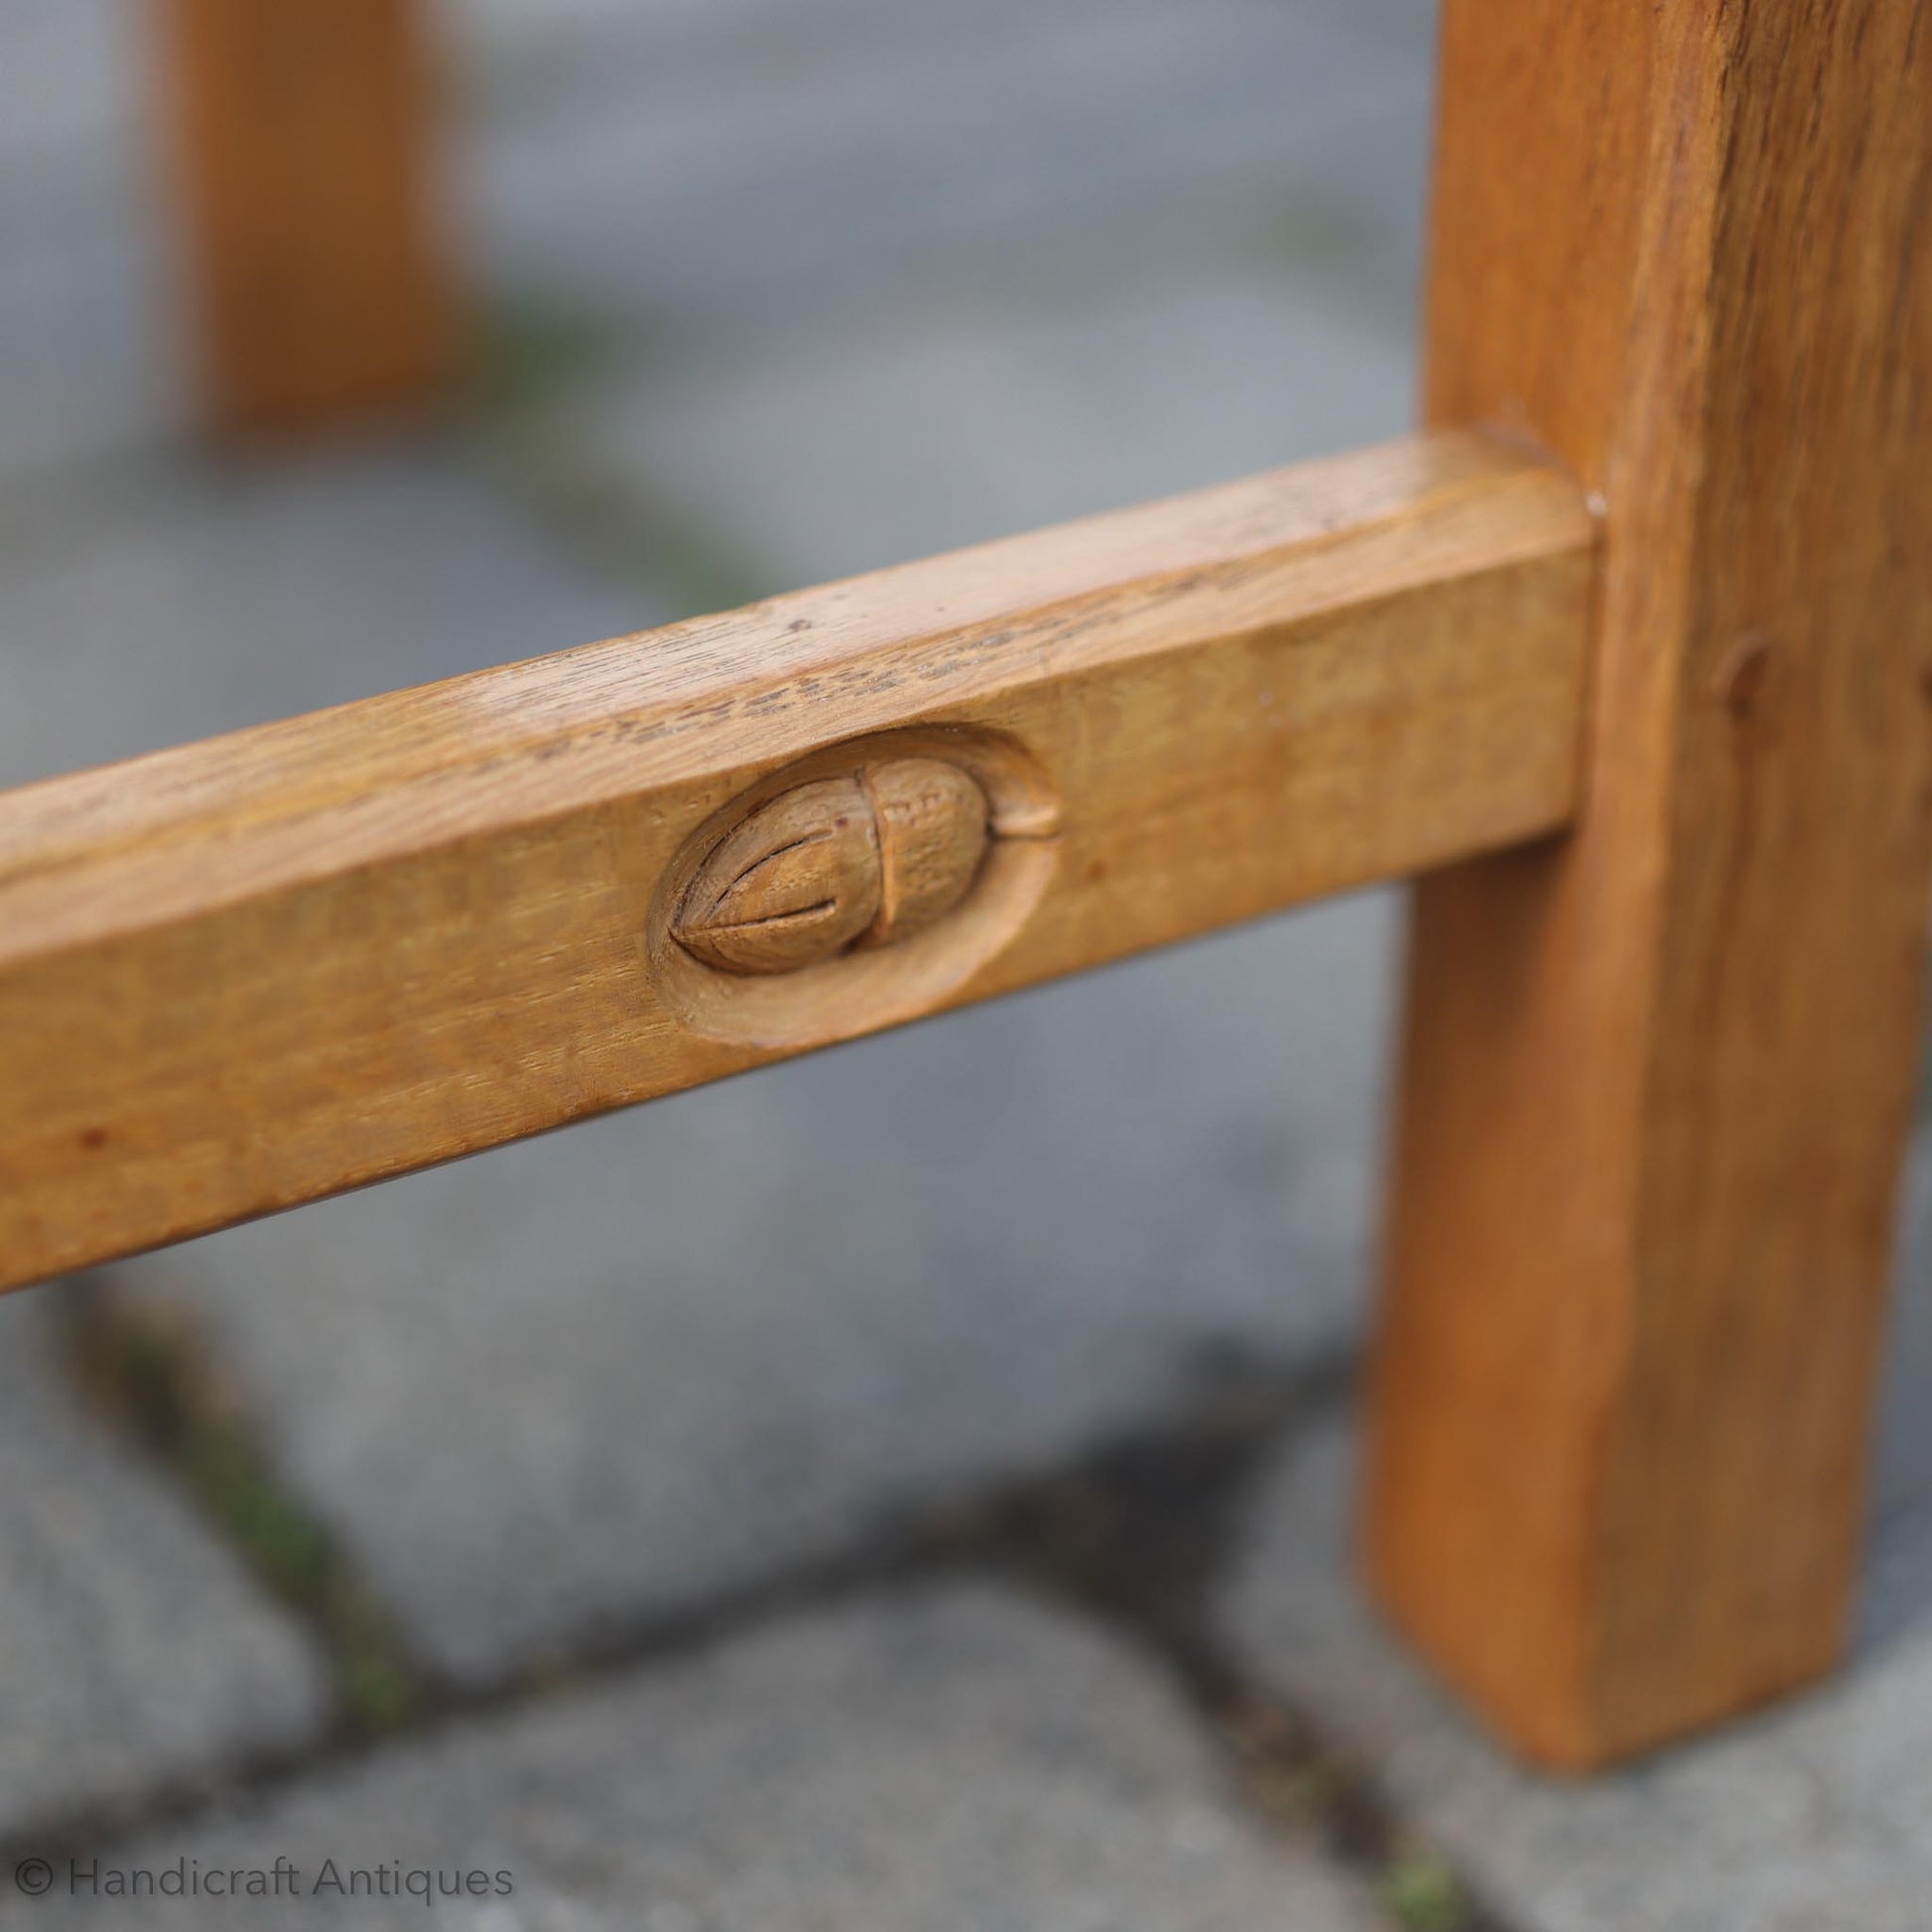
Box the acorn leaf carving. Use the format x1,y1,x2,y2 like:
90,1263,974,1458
674,759,991,976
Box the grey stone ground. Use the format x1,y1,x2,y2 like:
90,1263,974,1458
1225,1146,1932,1932
22,1590,1380,1932
0,452,645,790
0,0,177,493
4,0,1931,1927
461,0,1431,325
0,1296,328,1836
1230,1421,1932,1932
122,899,1390,1683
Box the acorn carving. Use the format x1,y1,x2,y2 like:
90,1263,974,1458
674,759,992,976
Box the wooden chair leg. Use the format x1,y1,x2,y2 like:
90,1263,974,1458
1366,0,1932,1770
154,0,456,437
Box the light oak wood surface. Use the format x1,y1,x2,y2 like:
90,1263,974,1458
1369,0,1932,1768
155,0,455,434
0,434,1590,1295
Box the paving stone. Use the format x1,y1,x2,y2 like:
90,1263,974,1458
0,445,647,789
1222,1141,1932,1932
0,1289,330,1839
125,886,1395,1682
584,262,1416,593
557,0,1425,593
24,1587,1379,1931
460,0,1435,323
0,0,178,488
1864,1131,1932,1649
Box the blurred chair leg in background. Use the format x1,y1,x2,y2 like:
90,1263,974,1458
154,0,457,437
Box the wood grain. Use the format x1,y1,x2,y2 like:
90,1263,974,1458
155,0,455,434
0,434,1590,1294
1368,0,1932,1768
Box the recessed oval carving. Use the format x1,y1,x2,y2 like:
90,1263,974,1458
674,759,992,976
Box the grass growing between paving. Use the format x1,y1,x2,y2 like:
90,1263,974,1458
55,1278,427,1740
1225,1696,1483,1930
43,1270,1502,1932
1379,1853,1477,1932
901,1345,1503,1932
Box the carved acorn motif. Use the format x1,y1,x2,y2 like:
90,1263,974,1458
674,759,992,976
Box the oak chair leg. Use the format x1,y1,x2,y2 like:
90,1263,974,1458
154,0,456,437
1366,0,1932,1770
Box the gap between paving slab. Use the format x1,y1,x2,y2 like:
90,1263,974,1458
8,1587,1387,1932
106,891,1395,1685
26,1295,1508,1932
0,1291,330,1844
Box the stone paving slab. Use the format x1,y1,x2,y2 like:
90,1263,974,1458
584,259,1416,593
1222,1143,1932,1932
0,0,178,489
20,1587,1377,1932
1869,1136,1932,1646
128,889,1394,1683
461,0,1435,323
0,1290,329,1840
0,445,647,790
